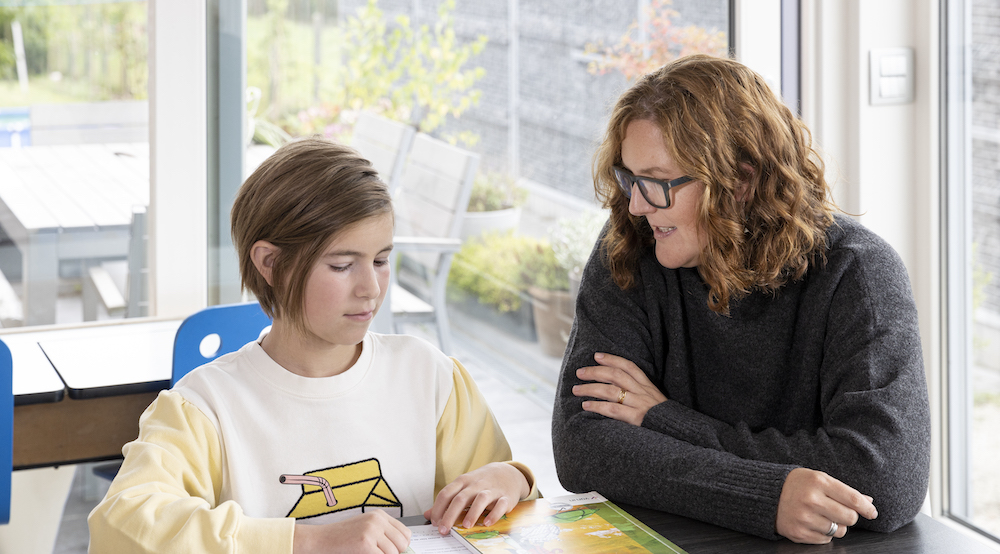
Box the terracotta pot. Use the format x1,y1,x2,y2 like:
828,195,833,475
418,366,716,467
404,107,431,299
528,286,575,358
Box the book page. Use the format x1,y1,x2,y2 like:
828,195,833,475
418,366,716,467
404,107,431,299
450,491,687,554
404,525,477,554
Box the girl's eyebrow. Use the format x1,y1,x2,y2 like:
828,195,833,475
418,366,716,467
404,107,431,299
322,244,394,258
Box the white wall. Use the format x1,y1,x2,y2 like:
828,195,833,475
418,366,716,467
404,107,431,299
734,0,783,92
799,0,942,514
149,0,209,317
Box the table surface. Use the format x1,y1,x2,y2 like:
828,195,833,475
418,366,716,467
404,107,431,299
616,502,1000,554
4,318,182,469
399,505,1000,553
2,332,65,405
36,318,181,399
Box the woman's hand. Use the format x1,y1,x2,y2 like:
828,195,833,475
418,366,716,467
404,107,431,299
572,352,667,426
776,468,879,544
424,462,530,535
293,510,411,553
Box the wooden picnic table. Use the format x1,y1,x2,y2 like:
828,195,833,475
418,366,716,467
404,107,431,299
0,143,148,325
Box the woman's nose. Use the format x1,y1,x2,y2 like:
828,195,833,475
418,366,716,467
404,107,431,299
628,184,655,215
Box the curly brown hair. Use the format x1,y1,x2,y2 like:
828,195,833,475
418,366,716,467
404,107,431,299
593,54,835,314
231,137,392,333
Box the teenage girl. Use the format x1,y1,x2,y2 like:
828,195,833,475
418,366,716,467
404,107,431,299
89,138,536,554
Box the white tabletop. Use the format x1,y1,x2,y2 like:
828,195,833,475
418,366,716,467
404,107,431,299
2,332,66,403
0,143,148,232
36,318,182,399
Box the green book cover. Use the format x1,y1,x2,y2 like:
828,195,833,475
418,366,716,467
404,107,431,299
450,491,687,554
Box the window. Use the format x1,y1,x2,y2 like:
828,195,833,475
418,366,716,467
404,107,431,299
219,0,730,494
0,1,149,328
945,0,1000,541
228,0,729,368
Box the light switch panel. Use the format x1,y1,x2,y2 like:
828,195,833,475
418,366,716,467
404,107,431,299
870,47,915,105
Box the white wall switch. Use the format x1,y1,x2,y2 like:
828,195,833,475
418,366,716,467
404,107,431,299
870,47,915,106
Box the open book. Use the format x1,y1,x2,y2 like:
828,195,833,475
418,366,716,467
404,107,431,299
405,491,687,554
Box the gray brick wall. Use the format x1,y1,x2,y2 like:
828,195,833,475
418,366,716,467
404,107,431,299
973,0,1000,313
339,0,728,201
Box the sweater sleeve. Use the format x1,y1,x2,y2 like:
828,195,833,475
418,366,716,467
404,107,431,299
552,254,794,539
87,390,294,553
639,245,930,534
435,359,538,500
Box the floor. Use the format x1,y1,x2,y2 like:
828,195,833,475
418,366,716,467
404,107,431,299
49,299,568,553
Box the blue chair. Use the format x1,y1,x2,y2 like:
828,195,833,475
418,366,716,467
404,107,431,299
93,302,272,482
1,339,12,524
171,302,272,384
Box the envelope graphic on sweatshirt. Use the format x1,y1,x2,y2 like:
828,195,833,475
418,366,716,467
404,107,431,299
283,458,402,520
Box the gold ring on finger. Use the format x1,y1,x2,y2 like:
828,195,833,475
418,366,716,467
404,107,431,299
617,388,627,404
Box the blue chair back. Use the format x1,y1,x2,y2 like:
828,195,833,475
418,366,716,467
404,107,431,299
172,302,272,385
0,339,12,524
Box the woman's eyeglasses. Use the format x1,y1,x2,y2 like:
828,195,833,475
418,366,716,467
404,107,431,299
613,166,693,209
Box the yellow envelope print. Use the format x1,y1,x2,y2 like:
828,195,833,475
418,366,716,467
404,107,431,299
282,458,402,520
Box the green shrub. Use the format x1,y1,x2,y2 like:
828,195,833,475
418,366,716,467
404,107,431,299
448,231,569,312
467,171,528,212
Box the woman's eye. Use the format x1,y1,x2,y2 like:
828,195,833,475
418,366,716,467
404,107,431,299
374,258,389,267
329,265,349,272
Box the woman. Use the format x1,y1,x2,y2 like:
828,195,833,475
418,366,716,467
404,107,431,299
551,55,930,544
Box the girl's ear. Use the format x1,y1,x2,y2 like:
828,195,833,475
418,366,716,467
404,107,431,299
250,240,280,286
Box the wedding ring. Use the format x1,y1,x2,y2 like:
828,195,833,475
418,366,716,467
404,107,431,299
617,388,627,404
825,521,838,537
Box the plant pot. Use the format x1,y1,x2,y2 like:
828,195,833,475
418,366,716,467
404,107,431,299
460,207,521,240
528,286,575,358
448,289,537,342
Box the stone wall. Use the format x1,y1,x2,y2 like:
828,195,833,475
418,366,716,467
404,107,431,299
338,0,728,201
973,0,1000,368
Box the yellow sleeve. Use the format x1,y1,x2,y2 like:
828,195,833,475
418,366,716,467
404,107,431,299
434,359,539,500
87,390,294,553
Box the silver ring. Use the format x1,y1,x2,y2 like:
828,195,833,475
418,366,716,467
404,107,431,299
825,521,838,537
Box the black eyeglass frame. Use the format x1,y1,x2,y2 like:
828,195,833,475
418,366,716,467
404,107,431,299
613,165,694,209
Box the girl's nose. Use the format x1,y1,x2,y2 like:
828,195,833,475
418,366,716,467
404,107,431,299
357,265,382,299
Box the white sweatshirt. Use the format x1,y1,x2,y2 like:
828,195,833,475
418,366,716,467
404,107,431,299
88,332,535,553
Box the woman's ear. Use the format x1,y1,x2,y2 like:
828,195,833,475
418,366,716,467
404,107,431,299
250,240,280,286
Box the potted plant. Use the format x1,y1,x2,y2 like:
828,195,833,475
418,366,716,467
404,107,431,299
447,231,543,341
550,210,607,300
460,171,529,240
521,241,575,358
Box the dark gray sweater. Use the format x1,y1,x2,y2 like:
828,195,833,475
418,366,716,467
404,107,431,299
551,215,930,540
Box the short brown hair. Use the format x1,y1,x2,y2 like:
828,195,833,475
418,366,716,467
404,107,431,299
231,137,392,330
593,54,835,314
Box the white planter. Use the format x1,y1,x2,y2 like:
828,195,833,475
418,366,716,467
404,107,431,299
460,207,521,240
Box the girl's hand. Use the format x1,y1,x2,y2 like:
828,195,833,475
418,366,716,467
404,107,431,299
572,352,667,426
293,510,411,553
424,462,530,535
776,468,878,544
